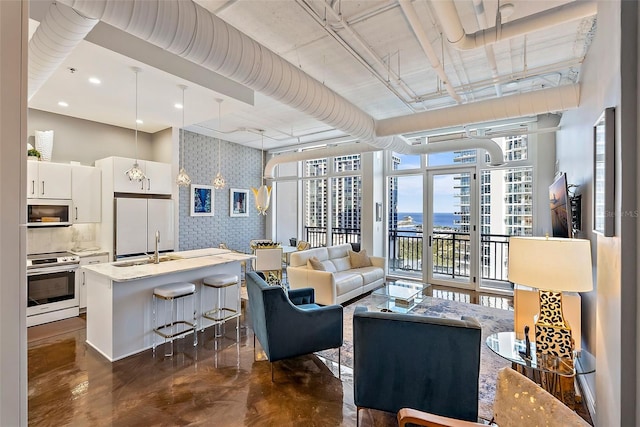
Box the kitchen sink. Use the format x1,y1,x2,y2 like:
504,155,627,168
112,255,181,267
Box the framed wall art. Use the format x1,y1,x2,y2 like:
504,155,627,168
190,184,214,216
593,107,615,236
230,188,249,217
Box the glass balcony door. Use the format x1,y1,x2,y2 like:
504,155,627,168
426,167,477,290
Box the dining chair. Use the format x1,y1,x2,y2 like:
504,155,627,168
296,241,311,251
254,247,284,285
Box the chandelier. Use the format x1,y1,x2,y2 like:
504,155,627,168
175,85,191,187
212,98,226,189
125,67,146,182
251,130,271,215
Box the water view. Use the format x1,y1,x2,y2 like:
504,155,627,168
396,212,458,230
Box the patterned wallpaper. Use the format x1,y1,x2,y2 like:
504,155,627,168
178,130,265,253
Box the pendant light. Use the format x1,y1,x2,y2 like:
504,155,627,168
175,85,191,187
212,98,226,189
251,130,271,215
125,67,146,182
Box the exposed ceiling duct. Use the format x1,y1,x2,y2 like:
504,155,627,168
53,0,588,166
264,137,506,179
430,0,597,50
28,2,98,100
375,84,580,137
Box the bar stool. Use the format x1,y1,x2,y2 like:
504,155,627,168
152,282,198,357
201,273,241,341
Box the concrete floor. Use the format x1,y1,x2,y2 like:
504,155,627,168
27,311,396,426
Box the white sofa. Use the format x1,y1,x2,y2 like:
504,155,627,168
287,243,385,305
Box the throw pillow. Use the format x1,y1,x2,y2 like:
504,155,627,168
307,256,326,271
349,249,372,268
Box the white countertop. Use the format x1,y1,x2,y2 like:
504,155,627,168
81,248,254,282
70,249,110,258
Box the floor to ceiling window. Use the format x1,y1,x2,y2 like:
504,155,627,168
298,155,362,248
331,155,362,245
385,130,537,294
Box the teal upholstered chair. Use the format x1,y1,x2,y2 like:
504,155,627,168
245,271,343,380
353,307,482,425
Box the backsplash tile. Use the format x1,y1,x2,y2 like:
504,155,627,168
27,224,97,254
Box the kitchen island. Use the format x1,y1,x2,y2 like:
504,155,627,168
81,248,253,362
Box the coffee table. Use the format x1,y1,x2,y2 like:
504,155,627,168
372,280,428,313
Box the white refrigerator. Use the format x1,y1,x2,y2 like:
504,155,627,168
115,197,174,258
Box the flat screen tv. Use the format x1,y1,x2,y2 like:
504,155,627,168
549,173,573,238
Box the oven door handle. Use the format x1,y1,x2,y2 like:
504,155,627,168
27,265,79,276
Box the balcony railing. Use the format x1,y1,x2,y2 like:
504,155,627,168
304,227,512,283
388,229,512,283
305,226,360,248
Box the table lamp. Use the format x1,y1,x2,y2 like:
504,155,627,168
508,236,593,359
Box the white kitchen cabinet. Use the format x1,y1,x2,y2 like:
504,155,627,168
77,253,109,310
107,157,172,195
144,160,172,195
71,165,101,223
27,161,72,199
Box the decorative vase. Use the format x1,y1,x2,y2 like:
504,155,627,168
34,130,54,162
27,156,39,162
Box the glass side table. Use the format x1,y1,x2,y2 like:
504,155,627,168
486,331,595,409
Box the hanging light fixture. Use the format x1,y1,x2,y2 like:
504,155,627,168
212,98,226,189
251,130,271,215
125,67,146,182
175,85,191,187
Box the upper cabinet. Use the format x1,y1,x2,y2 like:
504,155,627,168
144,160,173,195
99,157,172,195
27,161,72,199
71,165,101,223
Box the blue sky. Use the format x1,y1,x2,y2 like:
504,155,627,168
394,152,459,213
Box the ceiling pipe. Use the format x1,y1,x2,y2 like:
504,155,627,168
52,0,584,167
375,84,580,137
58,0,378,142
397,0,463,103
317,0,422,107
264,136,505,178
28,2,99,100
430,0,597,50
471,0,502,97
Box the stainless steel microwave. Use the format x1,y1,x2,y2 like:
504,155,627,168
27,199,72,227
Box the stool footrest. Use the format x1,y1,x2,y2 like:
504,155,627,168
203,307,239,322
154,320,196,339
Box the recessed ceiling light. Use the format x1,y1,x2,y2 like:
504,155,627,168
88,77,101,85
136,119,143,124
58,101,69,107
174,103,183,109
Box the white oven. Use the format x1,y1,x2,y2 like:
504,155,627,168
27,252,80,327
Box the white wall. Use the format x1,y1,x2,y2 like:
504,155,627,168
28,109,154,165
0,1,27,424
361,150,385,257
556,1,638,424
151,126,173,164
531,114,560,237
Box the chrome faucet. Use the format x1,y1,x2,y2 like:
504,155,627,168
154,230,160,264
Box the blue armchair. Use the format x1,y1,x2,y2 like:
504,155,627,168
245,271,343,380
353,307,482,424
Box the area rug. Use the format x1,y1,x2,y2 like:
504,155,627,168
317,293,514,421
